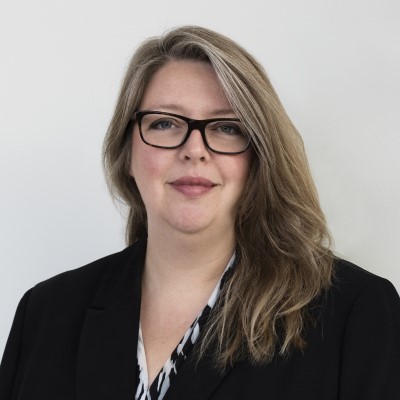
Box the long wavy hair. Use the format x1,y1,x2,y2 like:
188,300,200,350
103,25,334,368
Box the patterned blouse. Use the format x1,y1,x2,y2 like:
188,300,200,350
135,255,236,400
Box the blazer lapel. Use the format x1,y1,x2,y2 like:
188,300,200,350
76,239,146,400
163,349,233,400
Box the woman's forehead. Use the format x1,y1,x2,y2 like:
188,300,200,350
139,60,234,119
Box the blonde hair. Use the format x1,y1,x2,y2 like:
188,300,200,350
103,25,333,367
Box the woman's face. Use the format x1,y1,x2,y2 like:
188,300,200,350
130,60,250,236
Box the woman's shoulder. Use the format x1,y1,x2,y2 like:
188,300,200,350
26,239,146,313
32,247,124,296
322,257,400,324
331,257,398,299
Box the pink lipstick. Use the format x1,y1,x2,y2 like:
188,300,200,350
169,176,216,197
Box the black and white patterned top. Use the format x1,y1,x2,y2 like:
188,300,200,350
135,254,236,400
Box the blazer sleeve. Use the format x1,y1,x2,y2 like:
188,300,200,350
0,289,32,399
338,277,400,399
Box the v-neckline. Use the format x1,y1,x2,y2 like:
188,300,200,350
135,254,236,400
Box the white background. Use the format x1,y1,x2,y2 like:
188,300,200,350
1,0,399,355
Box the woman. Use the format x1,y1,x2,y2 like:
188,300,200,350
1,26,399,400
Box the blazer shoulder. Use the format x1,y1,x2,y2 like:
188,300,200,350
332,258,396,291
28,243,141,311
328,257,400,315
34,249,119,290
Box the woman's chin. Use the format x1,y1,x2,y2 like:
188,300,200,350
148,205,234,237
166,216,214,235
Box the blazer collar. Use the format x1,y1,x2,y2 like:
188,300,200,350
76,238,146,400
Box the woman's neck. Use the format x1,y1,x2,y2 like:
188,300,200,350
143,223,236,295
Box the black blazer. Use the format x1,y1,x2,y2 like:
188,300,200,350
1,239,400,400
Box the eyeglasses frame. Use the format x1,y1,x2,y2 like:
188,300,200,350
131,110,251,155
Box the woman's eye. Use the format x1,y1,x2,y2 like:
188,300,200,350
150,120,174,130
215,124,243,135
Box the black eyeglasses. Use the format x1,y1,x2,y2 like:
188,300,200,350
131,110,251,155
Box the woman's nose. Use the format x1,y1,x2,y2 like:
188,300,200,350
179,129,210,161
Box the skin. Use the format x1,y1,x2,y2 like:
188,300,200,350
129,60,250,385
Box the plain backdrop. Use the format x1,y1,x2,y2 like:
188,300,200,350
1,0,399,355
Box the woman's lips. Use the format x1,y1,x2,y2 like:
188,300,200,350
169,176,216,197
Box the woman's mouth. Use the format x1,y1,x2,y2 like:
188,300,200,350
169,176,217,197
